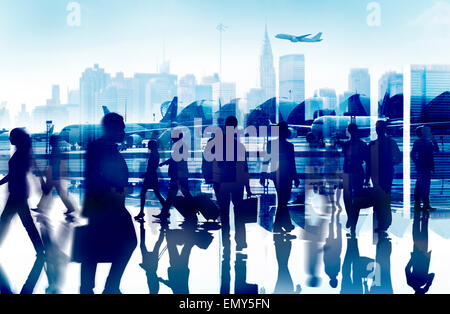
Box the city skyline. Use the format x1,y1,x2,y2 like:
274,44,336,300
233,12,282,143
1,1,449,116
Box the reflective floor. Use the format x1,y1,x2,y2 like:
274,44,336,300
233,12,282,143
1,178,450,295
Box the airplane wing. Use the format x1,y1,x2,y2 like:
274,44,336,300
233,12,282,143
296,34,312,40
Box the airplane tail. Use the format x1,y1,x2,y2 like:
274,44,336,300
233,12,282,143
102,106,111,115
161,97,178,123
312,32,323,40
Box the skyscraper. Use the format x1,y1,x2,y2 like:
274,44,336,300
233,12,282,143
379,72,403,101
80,64,110,123
348,68,370,97
279,54,305,103
260,25,276,101
213,82,236,106
179,74,197,109
411,65,450,123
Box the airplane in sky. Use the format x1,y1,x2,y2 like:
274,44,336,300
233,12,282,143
275,32,323,43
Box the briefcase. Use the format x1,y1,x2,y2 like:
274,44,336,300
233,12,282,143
71,225,90,263
238,197,258,224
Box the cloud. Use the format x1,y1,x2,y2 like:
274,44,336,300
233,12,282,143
414,1,450,26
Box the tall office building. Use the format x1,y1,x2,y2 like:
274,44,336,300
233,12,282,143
179,74,197,109
279,54,305,103
213,82,236,106
80,64,110,123
411,65,450,122
379,72,403,101
348,68,370,97
260,26,276,101
316,88,337,111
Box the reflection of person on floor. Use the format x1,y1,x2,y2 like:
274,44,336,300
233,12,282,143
342,123,368,237
159,227,195,294
411,126,440,212
235,253,258,294
135,140,165,222
154,133,192,221
369,234,393,294
273,234,301,294
0,128,46,294
260,122,299,233
367,121,402,233
304,218,326,287
80,113,137,294
405,211,434,294
323,206,342,288
213,116,252,251
138,220,167,294
34,135,77,217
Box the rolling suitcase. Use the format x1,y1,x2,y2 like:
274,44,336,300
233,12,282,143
194,194,220,221
173,196,198,221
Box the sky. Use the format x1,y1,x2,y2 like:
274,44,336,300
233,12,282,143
1,0,450,116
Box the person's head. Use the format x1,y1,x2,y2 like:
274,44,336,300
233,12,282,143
376,120,388,138
49,135,60,148
422,126,432,138
416,126,423,138
225,116,238,129
347,123,359,139
329,278,338,289
148,140,158,152
9,128,31,151
278,121,291,140
102,113,125,143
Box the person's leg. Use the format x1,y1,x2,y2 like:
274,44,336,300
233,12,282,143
17,201,45,255
231,186,247,249
136,185,148,220
215,184,231,247
80,261,97,294
0,198,17,247
103,248,134,294
54,181,77,214
274,183,293,231
155,179,177,218
342,173,353,229
152,185,166,208
422,171,432,209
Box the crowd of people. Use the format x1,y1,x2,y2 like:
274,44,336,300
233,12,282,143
0,112,441,294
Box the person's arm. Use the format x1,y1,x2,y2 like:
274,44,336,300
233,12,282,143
432,138,440,153
260,142,271,187
0,174,9,186
244,152,252,196
411,142,418,165
159,158,171,167
392,140,402,165
291,145,300,187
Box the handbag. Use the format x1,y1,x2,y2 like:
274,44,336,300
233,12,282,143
71,225,90,263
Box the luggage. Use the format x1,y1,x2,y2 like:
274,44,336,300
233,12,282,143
173,196,198,221
353,188,376,209
237,197,258,224
194,194,220,221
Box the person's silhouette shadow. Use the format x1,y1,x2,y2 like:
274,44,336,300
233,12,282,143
138,220,167,294
159,222,214,294
273,233,301,294
323,206,342,288
405,211,434,294
369,233,393,294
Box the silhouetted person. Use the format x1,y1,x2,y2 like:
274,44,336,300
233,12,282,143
0,128,46,294
202,133,215,185
80,113,137,294
342,123,368,237
260,121,299,233
154,133,192,221
213,116,252,251
33,135,77,218
273,233,301,294
367,121,402,233
138,220,167,294
323,206,342,288
220,245,231,294
135,140,165,222
411,126,440,212
405,211,434,294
